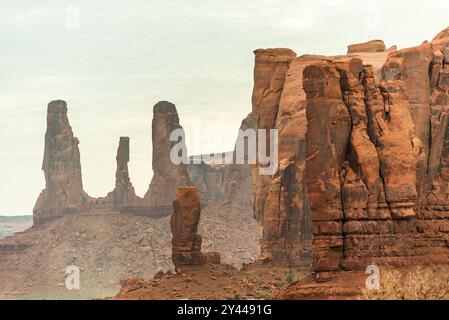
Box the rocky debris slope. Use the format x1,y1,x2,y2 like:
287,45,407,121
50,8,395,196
0,202,258,299
171,187,220,269
115,264,309,300
303,27,449,272
33,100,92,225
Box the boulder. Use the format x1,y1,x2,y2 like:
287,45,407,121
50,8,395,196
170,187,220,269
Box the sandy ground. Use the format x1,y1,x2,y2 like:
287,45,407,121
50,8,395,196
114,263,309,300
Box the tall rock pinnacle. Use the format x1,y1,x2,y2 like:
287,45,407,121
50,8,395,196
110,137,140,209
144,101,191,209
33,100,91,224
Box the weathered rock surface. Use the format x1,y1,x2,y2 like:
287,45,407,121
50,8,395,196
347,40,386,54
170,187,220,269
250,46,394,267
33,100,92,225
34,98,255,224
222,113,255,206
304,27,449,271
96,137,142,211
144,101,191,212
187,113,254,207
251,49,314,266
187,159,227,205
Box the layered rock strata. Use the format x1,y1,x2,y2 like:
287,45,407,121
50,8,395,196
304,28,449,271
347,40,386,54
251,49,314,266
170,187,220,269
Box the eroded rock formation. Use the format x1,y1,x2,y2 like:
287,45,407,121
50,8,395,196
187,113,254,207
34,98,256,224
347,40,386,54
97,137,142,211
187,158,227,205
251,49,313,266
170,187,220,269
33,100,92,225
304,27,449,271
144,101,191,212
222,113,255,206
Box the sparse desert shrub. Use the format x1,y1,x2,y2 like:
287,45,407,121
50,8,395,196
364,266,449,300
286,271,294,284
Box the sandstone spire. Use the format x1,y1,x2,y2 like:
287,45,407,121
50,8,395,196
108,137,140,210
170,187,220,269
33,100,91,224
144,101,191,210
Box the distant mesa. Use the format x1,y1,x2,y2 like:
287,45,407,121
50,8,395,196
347,39,386,54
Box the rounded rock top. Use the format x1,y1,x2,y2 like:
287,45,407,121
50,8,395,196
153,101,177,114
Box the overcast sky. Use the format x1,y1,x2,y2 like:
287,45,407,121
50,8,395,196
1,0,449,215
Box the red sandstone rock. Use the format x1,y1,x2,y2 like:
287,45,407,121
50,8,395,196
302,28,449,272
170,187,220,269
144,101,191,208
347,40,386,54
99,137,142,210
251,49,315,266
33,100,92,225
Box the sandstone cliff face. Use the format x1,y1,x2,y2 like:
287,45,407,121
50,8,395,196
222,113,254,207
144,101,191,212
33,100,92,225
187,159,227,204
253,41,398,265
186,113,254,207
304,28,449,271
251,49,314,266
170,187,220,269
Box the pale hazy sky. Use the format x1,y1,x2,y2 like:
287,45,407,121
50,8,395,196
1,0,449,215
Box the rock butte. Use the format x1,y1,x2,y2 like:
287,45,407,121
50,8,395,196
32,26,449,282
304,30,449,272
250,26,449,272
